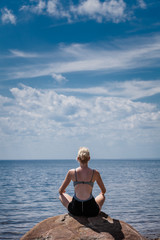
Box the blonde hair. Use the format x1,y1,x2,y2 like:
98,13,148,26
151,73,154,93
77,147,90,163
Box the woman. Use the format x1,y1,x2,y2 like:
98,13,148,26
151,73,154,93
59,147,106,217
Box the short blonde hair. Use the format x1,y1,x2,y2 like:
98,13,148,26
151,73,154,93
77,147,90,163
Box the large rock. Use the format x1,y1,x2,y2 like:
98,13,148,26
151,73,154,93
21,212,146,240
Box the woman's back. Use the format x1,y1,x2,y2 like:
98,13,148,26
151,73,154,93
74,167,94,182
59,147,106,217
73,167,95,200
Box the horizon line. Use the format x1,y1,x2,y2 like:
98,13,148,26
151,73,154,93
0,158,160,161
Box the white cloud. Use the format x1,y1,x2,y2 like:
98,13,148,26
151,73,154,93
71,0,127,23
112,80,160,100
21,0,46,14
46,0,70,18
19,0,147,24
10,49,39,58
34,0,46,14
56,80,160,100
137,0,146,9
0,83,160,159
51,73,67,82
5,34,160,81
1,7,16,25
0,83,159,137
104,0,126,19
0,0,147,25
20,0,70,20
71,0,103,22
47,0,58,15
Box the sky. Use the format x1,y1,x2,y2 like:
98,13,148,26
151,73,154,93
0,0,160,160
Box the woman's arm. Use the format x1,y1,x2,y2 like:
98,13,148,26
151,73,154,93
95,170,106,195
59,170,72,195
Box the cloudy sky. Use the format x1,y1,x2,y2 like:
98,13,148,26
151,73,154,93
0,0,160,160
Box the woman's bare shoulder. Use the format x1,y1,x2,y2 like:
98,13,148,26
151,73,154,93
93,169,101,179
93,169,100,174
67,169,75,178
68,169,75,174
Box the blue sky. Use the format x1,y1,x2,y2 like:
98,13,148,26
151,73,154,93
0,0,160,160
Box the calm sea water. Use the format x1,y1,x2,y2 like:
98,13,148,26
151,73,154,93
0,159,160,240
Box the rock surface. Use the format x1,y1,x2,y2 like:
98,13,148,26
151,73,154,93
21,212,146,240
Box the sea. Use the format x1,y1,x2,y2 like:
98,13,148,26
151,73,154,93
0,159,160,240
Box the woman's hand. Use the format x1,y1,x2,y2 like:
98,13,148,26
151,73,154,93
100,192,105,196
59,170,72,195
59,188,66,195
95,170,106,194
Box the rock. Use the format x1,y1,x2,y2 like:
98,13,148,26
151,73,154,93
21,212,146,240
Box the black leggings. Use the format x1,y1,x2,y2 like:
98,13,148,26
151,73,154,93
68,196,99,217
